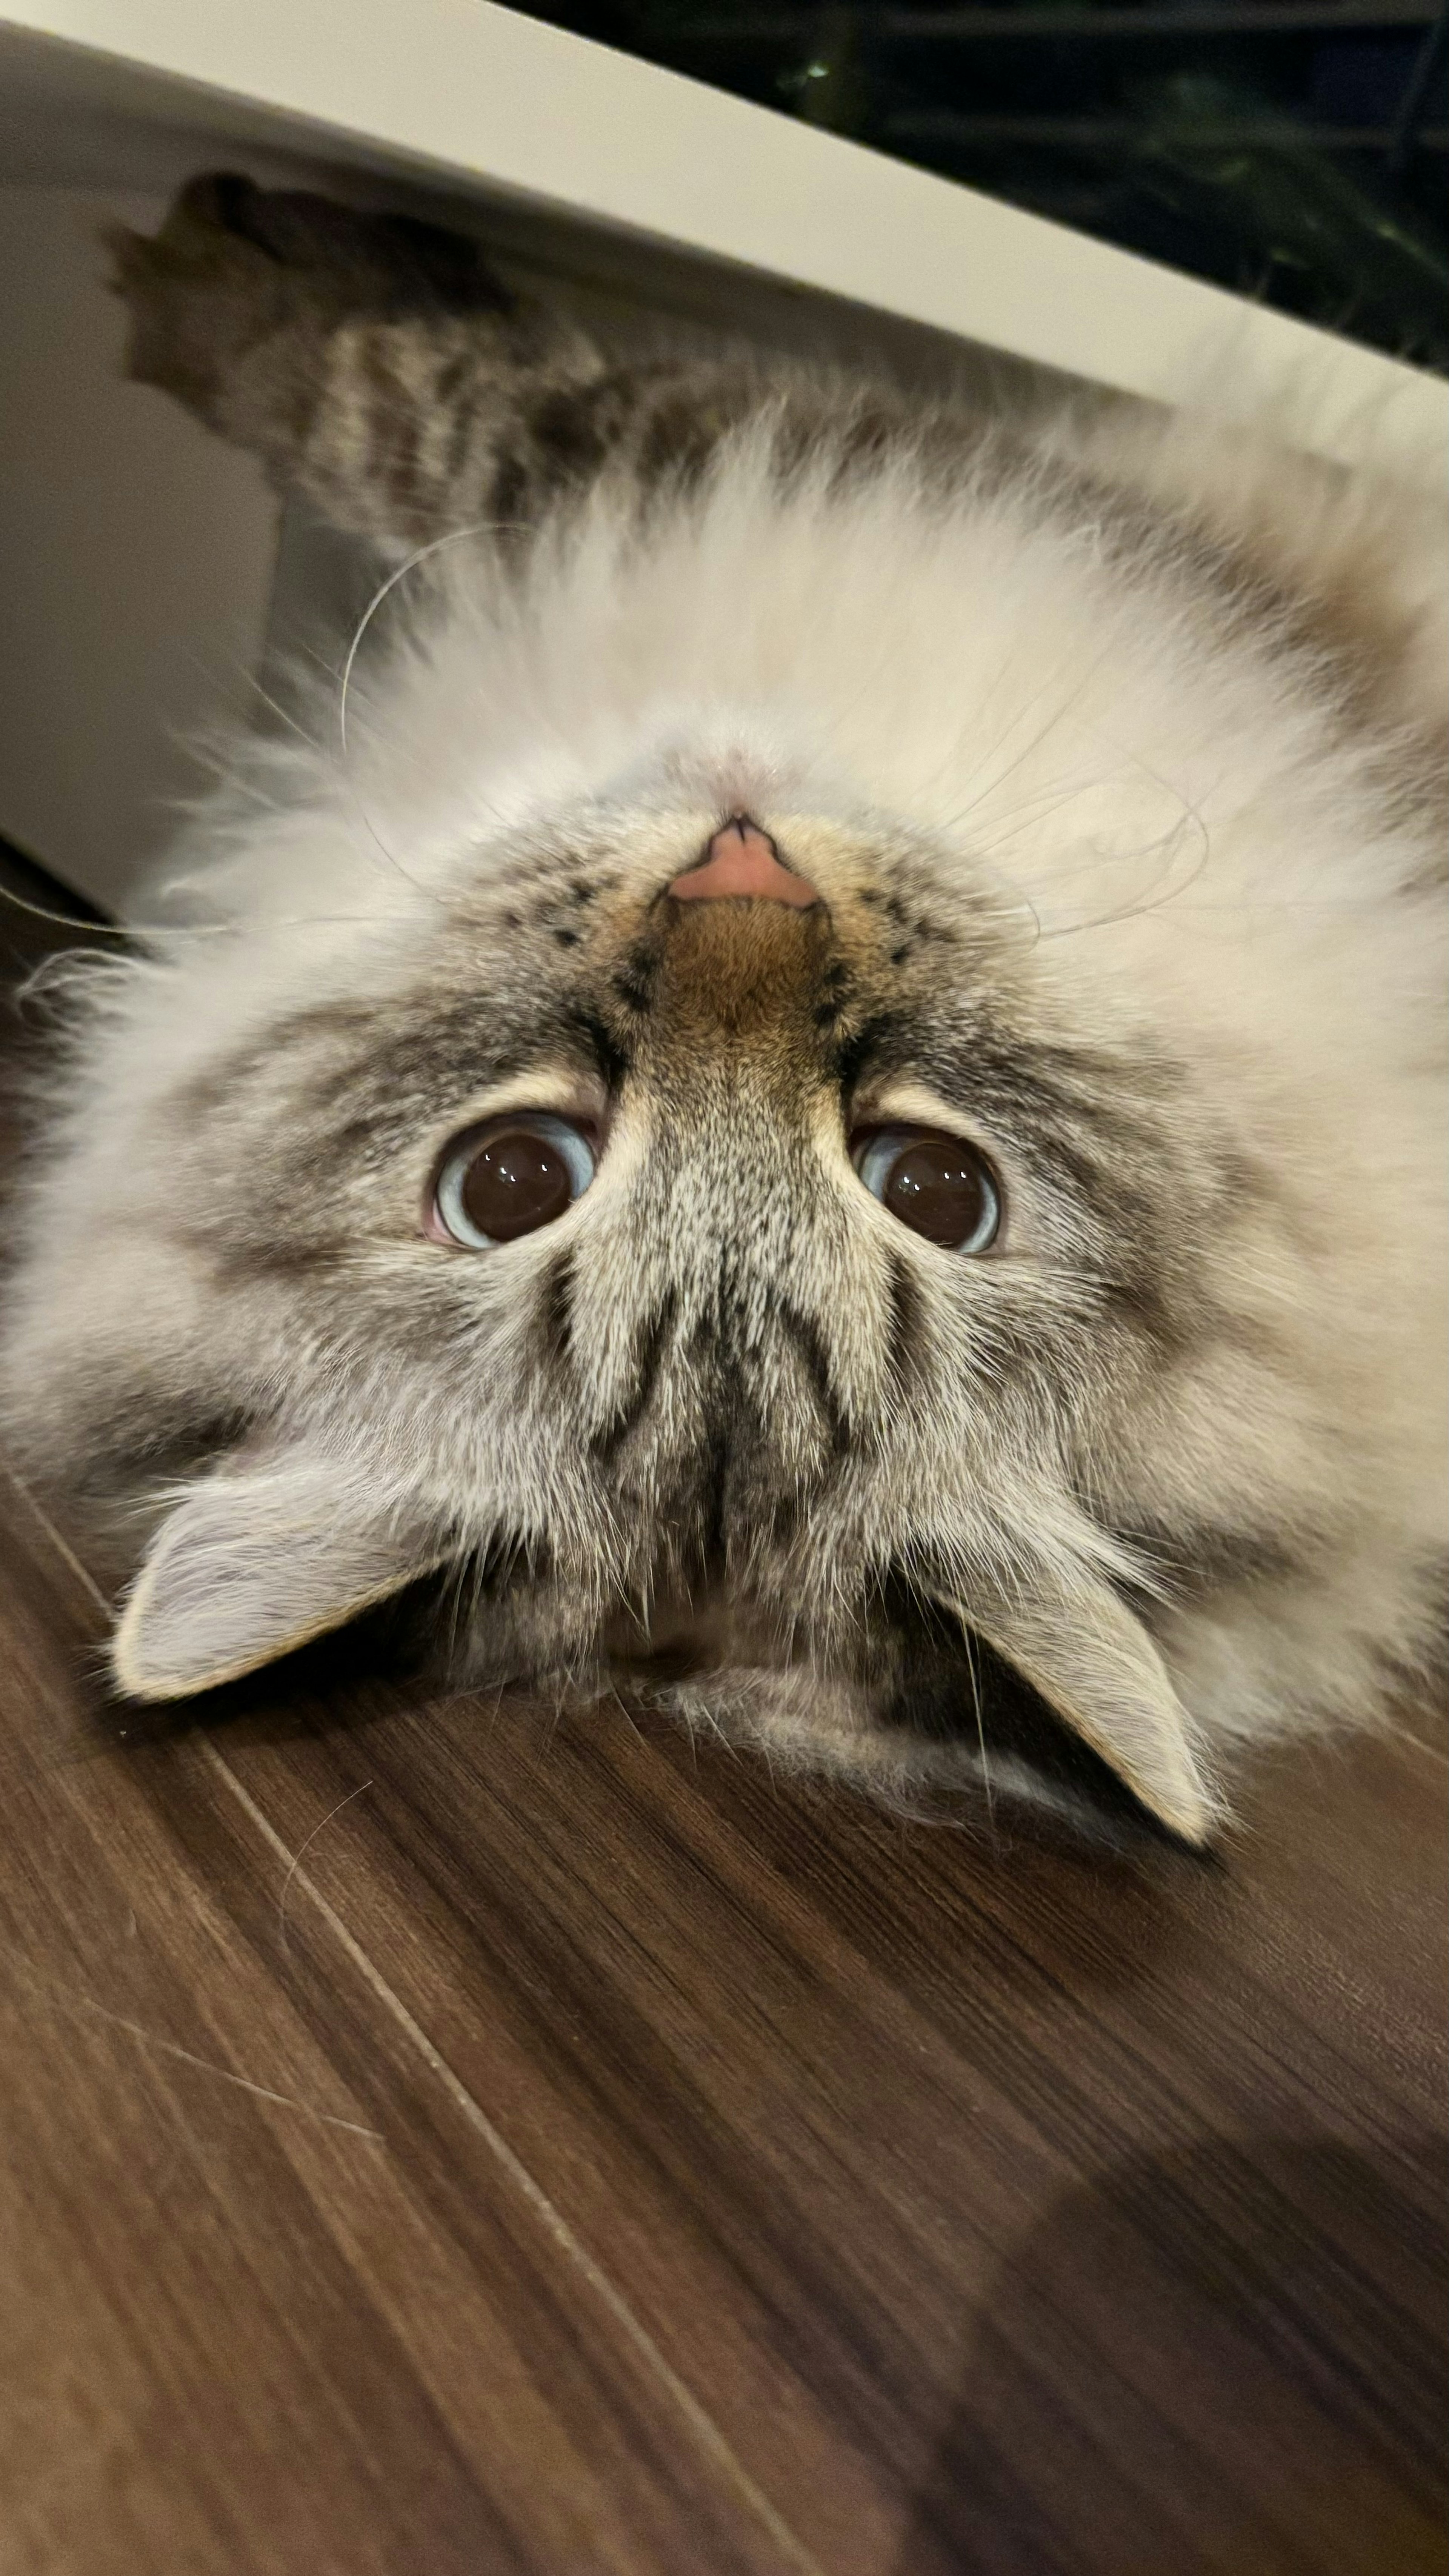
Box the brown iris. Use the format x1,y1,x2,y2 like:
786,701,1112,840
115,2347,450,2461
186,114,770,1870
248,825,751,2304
434,1113,596,1248
854,1124,1001,1252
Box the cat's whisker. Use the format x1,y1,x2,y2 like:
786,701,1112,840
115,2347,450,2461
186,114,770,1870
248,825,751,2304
243,673,330,755
961,1628,999,1842
0,883,132,942
334,518,536,903
936,632,1124,841
1038,814,1212,938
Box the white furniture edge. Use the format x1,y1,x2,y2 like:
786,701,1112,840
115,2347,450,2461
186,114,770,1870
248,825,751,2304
2,0,1446,484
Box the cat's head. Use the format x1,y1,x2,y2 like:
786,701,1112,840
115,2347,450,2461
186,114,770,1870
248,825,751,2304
15,726,1228,1841
17,171,1437,1845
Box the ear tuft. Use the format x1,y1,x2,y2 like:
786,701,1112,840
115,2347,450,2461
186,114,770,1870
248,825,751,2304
112,1453,443,1701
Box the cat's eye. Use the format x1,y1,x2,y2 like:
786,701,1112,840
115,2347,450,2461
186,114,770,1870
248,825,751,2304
853,1125,1001,1253
432,1113,596,1248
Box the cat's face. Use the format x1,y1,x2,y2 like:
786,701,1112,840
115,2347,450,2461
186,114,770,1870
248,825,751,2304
81,773,1214,1838
28,169,1434,1847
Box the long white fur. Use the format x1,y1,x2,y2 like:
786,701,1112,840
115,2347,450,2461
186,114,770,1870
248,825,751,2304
4,409,1444,1798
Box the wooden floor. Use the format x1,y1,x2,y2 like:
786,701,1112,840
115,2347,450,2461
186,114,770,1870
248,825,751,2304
1,889,1445,2576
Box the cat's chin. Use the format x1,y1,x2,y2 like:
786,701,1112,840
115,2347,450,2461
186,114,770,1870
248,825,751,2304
620,1662,1187,1851
428,1594,1194,1848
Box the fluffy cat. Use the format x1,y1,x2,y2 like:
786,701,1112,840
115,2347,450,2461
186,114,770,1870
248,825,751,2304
2,173,1444,1844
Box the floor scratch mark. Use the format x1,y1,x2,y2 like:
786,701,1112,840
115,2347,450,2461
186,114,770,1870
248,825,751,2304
206,1739,826,2576
279,1781,375,1956
34,1981,385,2142
3,1444,823,2572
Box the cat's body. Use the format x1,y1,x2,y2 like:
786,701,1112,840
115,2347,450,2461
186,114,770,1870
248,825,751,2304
3,176,1444,1842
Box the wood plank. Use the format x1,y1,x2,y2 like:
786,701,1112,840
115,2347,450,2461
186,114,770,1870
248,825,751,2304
138,1643,1446,2576
0,1473,810,2576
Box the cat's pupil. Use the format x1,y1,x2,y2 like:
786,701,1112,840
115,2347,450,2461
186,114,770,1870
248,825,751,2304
883,1139,993,1249
461,1131,574,1242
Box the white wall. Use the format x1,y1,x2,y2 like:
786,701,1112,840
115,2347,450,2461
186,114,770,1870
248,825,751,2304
4,0,1442,481
0,185,278,911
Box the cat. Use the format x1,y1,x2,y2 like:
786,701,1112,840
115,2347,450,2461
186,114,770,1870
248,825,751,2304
2,172,1444,1845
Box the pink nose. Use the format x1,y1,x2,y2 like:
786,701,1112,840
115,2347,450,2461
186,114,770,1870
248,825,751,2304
667,819,818,908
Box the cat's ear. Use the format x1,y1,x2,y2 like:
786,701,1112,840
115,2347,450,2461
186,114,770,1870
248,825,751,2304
111,1450,446,1701
957,1562,1216,1844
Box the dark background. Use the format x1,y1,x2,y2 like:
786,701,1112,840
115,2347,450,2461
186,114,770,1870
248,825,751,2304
516,0,1449,369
